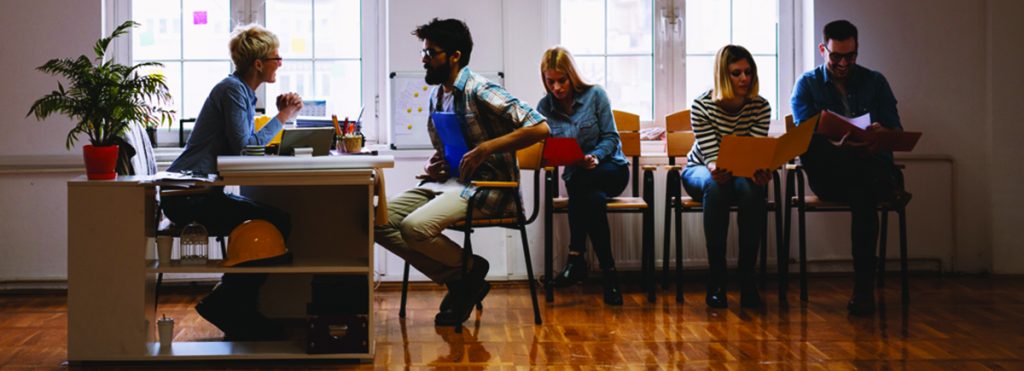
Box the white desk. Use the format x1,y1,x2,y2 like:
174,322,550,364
66,156,393,362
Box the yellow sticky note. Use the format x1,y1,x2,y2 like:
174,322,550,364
291,37,307,53
414,92,419,98
417,107,423,112
422,86,428,91
407,124,413,130
407,108,412,113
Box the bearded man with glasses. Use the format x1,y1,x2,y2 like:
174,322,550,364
790,19,908,316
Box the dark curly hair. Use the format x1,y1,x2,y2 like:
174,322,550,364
412,18,473,68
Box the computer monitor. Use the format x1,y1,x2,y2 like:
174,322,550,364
277,127,335,156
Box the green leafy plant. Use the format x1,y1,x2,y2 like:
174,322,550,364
27,20,174,149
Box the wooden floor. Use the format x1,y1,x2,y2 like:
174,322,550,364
2,275,1024,369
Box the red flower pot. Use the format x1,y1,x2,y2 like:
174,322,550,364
83,144,119,180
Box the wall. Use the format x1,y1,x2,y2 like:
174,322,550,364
0,0,102,284
988,0,1024,274
814,0,992,272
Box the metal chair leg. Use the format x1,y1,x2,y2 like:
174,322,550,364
675,198,684,303
899,207,909,303
399,262,410,318
519,224,542,325
878,210,889,288
798,205,808,302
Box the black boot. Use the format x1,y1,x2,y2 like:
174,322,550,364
554,253,588,287
602,268,623,306
739,277,762,308
705,273,728,308
847,269,876,316
435,255,491,326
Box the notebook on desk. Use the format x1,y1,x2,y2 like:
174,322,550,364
278,127,335,156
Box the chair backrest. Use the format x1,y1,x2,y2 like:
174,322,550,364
516,140,545,171
665,109,696,163
612,110,643,196
785,114,795,132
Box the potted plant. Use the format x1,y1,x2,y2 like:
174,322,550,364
27,20,173,180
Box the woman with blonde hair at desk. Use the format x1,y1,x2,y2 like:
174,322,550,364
537,46,630,305
682,44,771,309
162,23,303,340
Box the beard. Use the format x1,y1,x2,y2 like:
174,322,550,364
424,61,452,85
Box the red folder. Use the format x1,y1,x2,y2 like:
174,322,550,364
542,137,585,167
816,110,922,152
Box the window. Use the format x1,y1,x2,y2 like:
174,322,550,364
264,0,363,124
122,0,377,146
561,0,654,121
558,0,786,125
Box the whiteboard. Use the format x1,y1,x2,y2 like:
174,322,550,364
388,71,503,149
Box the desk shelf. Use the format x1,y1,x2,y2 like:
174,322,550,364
146,256,370,274
144,341,369,361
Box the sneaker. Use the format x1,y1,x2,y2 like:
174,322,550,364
435,255,490,326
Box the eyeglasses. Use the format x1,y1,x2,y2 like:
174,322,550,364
262,57,283,63
420,48,446,59
823,45,857,63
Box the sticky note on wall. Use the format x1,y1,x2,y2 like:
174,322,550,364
193,11,207,25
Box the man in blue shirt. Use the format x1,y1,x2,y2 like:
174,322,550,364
791,20,907,316
162,24,303,340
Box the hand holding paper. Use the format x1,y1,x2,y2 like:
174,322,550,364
716,113,817,177
542,137,586,167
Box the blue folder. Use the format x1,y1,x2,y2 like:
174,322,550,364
430,112,469,178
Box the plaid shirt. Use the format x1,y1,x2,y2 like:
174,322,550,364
427,67,546,217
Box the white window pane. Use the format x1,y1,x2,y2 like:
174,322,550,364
732,0,778,55
685,0,730,55
138,62,183,125
753,56,778,119
264,61,314,119
314,61,362,120
561,0,605,55
685,55,714,105
575,56,606,87
182,62,231,119
314,0,361,59
607,0,653,54
131,0,181,60
181,0,231,59
606,56,652,121
267,0,313,59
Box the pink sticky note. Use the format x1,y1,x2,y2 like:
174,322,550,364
193,11,207,25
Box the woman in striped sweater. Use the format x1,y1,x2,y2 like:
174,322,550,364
683,45,771,309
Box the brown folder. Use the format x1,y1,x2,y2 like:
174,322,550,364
716,114,817,177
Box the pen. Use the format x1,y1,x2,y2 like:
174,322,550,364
331,114,342,136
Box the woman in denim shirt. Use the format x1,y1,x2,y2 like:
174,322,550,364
537,47,630,305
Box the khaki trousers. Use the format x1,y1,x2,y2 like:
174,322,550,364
374,184,481,284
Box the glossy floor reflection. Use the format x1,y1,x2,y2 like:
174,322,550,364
2,275,1024,369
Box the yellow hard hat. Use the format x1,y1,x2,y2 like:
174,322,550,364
224,219,288,267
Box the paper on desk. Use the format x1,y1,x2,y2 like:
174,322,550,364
716,114,817,177
431,112,469,178
542,137,585,167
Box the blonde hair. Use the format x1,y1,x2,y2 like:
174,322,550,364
712,45,759,102
540,46,593,95
229,24,280,76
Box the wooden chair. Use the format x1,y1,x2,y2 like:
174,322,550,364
782,115,911,303
662,109,784,303
398,141,545,331
543,110,657,304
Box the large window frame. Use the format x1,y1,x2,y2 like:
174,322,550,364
105,0,381,145
548,0,797,128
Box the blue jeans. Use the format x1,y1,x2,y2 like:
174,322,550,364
681,165,766,285
565,161,630,270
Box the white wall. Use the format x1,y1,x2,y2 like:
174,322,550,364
813,0,995,272
987,0,1024,274
1,0,1016,284
0,0,102,283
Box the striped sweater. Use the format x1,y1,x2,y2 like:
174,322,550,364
686,90,771,166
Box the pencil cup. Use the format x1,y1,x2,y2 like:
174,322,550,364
156,236,173,265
